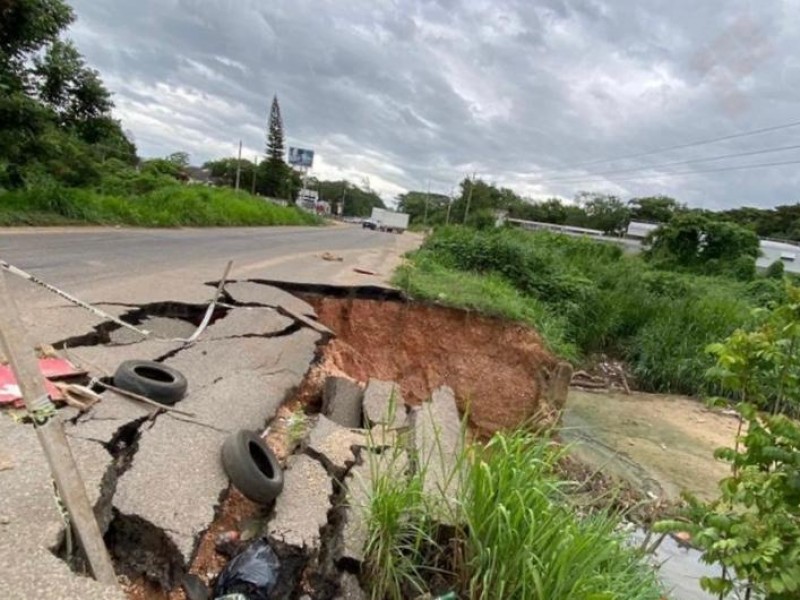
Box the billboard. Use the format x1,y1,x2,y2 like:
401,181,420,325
288,147,314,168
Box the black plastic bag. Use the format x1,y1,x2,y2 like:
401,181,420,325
213,539,280,600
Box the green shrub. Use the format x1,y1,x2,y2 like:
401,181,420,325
765,259,785,279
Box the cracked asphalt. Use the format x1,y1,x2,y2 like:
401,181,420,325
0,224,421,599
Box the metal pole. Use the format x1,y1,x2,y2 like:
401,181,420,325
234,140,242,192
0,269,118,587
340,182,347,216
463,172,475,225
251,155,258,195
446,194,453,225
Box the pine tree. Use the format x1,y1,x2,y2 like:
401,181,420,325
266,95,284,162
261,95,290,198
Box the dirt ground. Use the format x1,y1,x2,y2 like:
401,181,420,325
562,389,742,501
308,296,559,434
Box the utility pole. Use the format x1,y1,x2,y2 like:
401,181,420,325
446,190,453,225
463,172,476,225
234,140,242,192
340,181,347,216
0,269,118,587
424,180,430,226
251,155,258,195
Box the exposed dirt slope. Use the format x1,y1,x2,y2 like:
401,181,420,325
308,297,559,433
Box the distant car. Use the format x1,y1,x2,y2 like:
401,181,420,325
362,219,378,230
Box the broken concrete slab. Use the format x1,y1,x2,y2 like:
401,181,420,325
161,329,320,433
306,415,366,478
268,454,332,553
340,448,409,566
114,416,227,564
201,306,295,340
0,414,124,599
224,281,317,317
322,376,363,428
412,386,464,520
336,572,367,600
362,379,406,429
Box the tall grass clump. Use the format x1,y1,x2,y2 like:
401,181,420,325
0,185,321,227
359,426,662,599
460,431,662,600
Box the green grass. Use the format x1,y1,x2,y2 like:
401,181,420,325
397,226,774,395
394,254,577,360
359,428,663,599
0,185,322,227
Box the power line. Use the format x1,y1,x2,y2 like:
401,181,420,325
535,143,800,183
546,118,800,172
538,157,800,186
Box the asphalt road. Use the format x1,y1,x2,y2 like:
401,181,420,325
0,225,414,292
0,224,421,345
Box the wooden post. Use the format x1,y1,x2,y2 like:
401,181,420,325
0,268,118,587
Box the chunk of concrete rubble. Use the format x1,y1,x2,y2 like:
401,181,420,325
413,386,464,520
322,376,363,428
268,454,331,552
0,415,124,599
336,572,367,600
224,281,317,317
362,379,405,429
340,448,409,565
306,415,366,478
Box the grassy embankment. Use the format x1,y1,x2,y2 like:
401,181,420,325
395,226,787,395
0,185,321,227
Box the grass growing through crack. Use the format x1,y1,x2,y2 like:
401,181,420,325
359,425,662,599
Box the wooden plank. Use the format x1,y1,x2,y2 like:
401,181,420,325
0,268,118,587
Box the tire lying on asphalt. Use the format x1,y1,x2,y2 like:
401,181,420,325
113,360,188,406
221,431,284,504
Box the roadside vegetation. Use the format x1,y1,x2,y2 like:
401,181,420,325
396,225,789,396
0,1,321,227
363,430,662,600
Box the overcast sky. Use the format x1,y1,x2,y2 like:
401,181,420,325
68,0,800,209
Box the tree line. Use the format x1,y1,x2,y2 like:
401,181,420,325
398,178,800,243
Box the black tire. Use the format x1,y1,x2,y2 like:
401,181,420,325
221,431,284,504
113,360,188,406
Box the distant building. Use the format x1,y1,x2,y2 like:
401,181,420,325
183,166,212,185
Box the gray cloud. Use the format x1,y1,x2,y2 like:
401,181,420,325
67,0,800,208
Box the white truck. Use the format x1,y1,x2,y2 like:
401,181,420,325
364,207,409,233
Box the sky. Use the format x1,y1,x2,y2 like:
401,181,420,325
67,0,800,209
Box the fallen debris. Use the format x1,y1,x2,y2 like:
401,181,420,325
352,268,377,275
412,386,463,521
322,376,363,428
305,415,366,477
267,453,331,553
363,379,406,429
321,252,344,262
